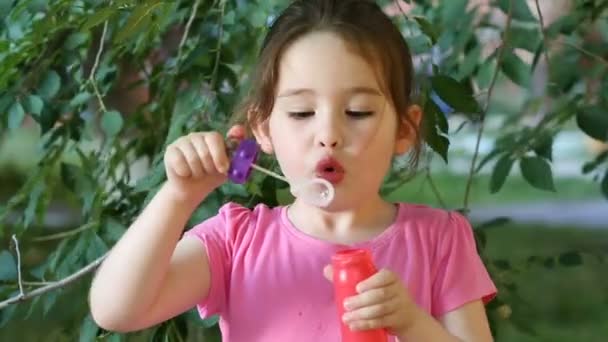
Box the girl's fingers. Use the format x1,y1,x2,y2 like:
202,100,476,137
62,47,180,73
344,286,397,310
166,146,191,177
178,139,205,178
343,300,398,322
187,133,215,175
356,269,397,292
205,132,230,173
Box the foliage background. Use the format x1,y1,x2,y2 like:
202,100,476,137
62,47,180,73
0,0,607,341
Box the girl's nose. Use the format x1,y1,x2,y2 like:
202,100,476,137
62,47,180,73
317,127,342,148
319,139,339,148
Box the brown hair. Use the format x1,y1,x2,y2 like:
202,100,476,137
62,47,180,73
233,0,422,167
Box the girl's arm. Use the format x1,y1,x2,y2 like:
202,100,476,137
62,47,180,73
439,300,494,341
89,183,213,332
397,300,493,342
89,130,237,332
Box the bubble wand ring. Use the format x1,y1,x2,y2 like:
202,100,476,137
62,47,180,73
227,139,334,208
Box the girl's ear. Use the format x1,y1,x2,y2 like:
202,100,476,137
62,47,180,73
394,104,422,155
249,108,274,154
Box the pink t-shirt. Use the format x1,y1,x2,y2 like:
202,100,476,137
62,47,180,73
184,202,496,341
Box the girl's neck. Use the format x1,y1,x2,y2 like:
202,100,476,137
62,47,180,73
286,195,397,245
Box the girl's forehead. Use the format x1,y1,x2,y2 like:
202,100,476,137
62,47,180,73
276,31,386,95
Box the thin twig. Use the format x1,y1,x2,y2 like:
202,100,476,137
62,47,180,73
176,0,203,64
11,235,24,297
31,221,99,242
426,171,447,209
559,40,608,67
533,0,553,72
463,1,514,212
89,20,109,113
0,252,108,310
210,0,226,89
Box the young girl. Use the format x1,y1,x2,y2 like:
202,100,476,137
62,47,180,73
89,0,497,341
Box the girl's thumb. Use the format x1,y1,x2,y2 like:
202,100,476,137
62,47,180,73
226,124,246,141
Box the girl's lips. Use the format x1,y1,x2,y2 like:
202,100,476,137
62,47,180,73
315,157,345,184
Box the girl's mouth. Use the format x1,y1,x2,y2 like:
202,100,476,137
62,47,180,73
315,157,345,184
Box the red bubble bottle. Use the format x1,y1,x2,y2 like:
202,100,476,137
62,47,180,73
332,248,388,342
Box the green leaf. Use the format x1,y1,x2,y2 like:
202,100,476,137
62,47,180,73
79,315,99,342
8,101,25,130
519,156,555,191
249,10,267,28
457,44,482,79
103,218,126,243
497,0,537,22
582,151,608,174
38,70,61,99
61,163,81,193
83,7,116,31
114,1,163,43
224,10,236,26
500,49,530,87
0,1,14,20
86,233,108,262
558,251,583,267
69,92,92,108
576,106,608,142
23,181,45,228
441,0,467,27
24,94,44,116
414,16,438,44
476,217,511,230
42,292,58,317
64,32,88,50
431,75,480,115
422,99,449,163
533,133,553,161
0,250,17,281
490,154,514,193
509,24,541,52
101,110,124,136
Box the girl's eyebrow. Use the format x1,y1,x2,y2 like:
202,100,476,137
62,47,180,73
277,86,382,98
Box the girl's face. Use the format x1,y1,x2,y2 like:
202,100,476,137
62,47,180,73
255,31,415,210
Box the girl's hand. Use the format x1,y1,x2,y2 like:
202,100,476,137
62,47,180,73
164,125,245,203
324,266,423,337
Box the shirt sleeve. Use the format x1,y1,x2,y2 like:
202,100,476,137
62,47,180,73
431,211,497,317
182,202,252,318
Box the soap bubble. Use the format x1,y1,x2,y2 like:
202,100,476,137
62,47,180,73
290,178,335,207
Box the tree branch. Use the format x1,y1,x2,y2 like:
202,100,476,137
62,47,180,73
0,252,108,310
177,0,203,64
533,0,552,72
210,0,226,89
31,221,99,242
426,170,447,209
89,20,109,113
462,1,514,212
11,235,24,298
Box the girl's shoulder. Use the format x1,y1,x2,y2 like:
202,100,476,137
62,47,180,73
392,202,474,239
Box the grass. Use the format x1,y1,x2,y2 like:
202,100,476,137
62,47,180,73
484,225,608,342
385,170,604,208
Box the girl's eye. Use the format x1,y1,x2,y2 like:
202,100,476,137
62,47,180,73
288,111,314,119
346,110,374,118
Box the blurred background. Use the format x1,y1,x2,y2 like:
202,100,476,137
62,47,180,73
0,0,607,341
